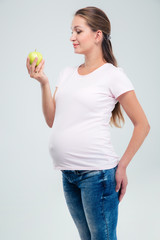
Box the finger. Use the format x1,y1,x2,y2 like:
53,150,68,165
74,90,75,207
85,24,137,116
119,187,126,202
116,180,121,192
35,59,44,72
119,180,127,201
39,59,45,72
31,57,38,73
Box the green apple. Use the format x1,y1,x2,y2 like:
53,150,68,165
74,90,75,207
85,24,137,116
28,49,43,66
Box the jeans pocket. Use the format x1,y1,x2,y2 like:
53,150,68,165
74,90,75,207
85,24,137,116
101,167,117,197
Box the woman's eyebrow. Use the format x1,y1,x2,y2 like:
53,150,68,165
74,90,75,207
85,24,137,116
71,25,83,30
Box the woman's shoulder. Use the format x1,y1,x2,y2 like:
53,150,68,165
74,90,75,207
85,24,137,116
105,63,128,78
105,63,124,72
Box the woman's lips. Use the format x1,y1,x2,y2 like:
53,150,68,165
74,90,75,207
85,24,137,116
73,44,79,48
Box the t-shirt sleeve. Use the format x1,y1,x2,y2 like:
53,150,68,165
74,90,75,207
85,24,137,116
109,67,135,100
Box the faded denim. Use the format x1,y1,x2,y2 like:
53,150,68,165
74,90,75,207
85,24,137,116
61,165,120,240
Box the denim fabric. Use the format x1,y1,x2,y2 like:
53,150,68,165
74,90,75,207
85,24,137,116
61,165,120,240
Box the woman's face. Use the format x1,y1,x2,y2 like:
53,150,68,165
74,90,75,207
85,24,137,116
70,15,97,55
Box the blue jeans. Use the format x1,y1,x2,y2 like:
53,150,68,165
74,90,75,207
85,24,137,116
61,165,120,240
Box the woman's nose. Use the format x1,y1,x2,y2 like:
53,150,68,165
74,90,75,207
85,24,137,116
70,33,76,41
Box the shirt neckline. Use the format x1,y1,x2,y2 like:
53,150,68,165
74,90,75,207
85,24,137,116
76,63,111,77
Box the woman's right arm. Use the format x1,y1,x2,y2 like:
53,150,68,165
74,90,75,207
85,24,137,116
40,83,57,128
26,57,56,128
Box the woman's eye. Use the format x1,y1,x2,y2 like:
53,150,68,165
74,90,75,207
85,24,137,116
71,31,81,34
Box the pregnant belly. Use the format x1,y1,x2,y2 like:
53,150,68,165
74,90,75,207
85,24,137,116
49,128,92,156
48,125,118,165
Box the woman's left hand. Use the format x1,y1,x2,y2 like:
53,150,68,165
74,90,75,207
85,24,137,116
115,164,128,202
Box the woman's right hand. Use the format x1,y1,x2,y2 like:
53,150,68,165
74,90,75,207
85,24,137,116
26,57,49,86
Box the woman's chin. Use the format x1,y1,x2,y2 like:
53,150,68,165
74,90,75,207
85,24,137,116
74,49,85,54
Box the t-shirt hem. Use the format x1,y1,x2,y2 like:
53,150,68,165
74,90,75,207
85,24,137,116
53,162,119,170
115,88,135,99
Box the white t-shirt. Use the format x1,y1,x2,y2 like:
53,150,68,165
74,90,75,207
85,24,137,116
48,63,135,170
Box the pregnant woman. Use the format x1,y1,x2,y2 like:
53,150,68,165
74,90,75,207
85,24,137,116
26,6,150,240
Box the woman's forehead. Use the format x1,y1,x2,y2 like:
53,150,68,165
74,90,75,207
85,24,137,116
71,16,87,30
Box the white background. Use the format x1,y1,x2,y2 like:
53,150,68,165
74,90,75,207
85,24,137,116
0,0,159,239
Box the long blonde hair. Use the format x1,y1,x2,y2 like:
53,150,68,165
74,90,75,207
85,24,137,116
74,6,125,128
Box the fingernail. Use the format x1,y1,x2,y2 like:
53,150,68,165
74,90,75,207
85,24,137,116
116,189,119,192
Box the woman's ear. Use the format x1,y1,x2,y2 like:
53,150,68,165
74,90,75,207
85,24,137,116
94,30,103,44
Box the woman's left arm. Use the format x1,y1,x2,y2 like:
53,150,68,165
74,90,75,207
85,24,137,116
115,90,150,202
